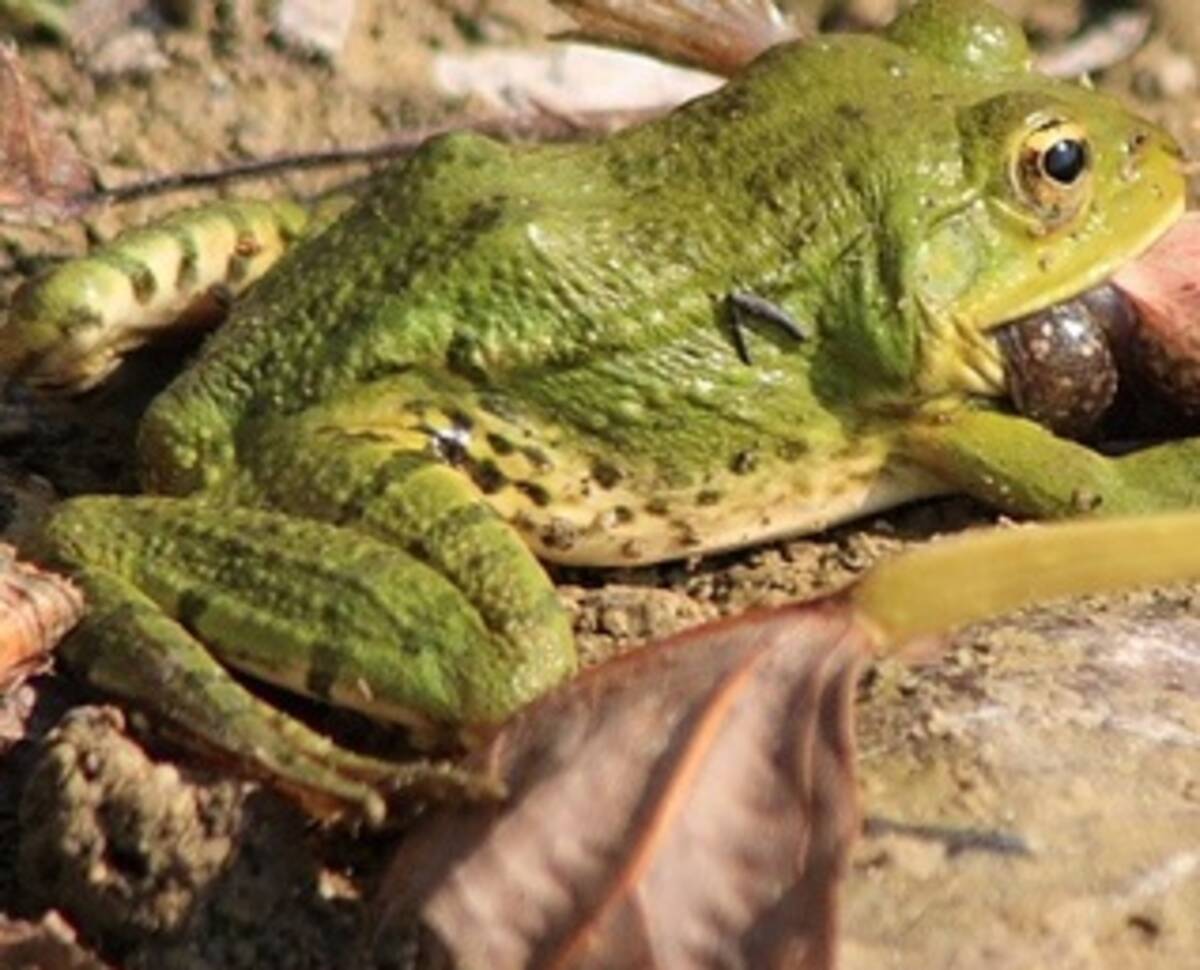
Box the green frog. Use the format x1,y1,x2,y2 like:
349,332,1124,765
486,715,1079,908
2,0,1197,822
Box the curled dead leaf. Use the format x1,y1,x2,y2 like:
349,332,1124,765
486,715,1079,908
0,543,84,692
551,0,802,76
368,601,871,970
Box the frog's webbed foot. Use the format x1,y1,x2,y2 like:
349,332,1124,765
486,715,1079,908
38,496,544,825
724,290,810,364
900,408,1200,518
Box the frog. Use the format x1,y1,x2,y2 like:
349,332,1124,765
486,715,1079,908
2,0,1198,823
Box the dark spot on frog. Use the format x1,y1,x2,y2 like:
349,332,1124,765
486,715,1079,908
168,226,200,288
124,263,157,304
359,358,412,385
611,505,635,525
400,398,434,416
305,643,343,700
459,195,507,236
176,589,209,632
540,518,580,551
777,440,810,461
696,489,722,507
517,481,552,507
670,519,702,547
591,460,623,489
445,333,488,380
835,102,866,124
709,84,754,123
468,458,509,495
478,393,519,421
645,497,670,517
521,445,553,472
226,252,254,287
730,450,758,475
344,429,395,446
486,432,515,456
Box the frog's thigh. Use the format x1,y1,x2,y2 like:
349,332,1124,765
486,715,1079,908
41,496,522,821
247,419,576,708
900,409,1200,517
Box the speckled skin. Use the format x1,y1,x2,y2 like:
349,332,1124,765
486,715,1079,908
14,0,1197,819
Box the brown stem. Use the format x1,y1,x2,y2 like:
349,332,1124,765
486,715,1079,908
70,104,669,210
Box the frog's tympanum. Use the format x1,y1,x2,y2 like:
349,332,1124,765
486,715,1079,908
1,0,1194,820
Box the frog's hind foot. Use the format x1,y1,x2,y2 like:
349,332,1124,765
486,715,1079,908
63,573,390,826
36,495,528,825
65,567,500,826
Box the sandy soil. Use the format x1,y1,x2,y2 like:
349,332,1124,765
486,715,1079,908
1,2,1199,968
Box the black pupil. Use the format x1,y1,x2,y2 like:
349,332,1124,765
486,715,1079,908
1042,139,1087,184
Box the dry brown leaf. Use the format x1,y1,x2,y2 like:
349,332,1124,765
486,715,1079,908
0,43,93,223
551,0,802,76
0,912,114,970
0,543,84,692
1112,211,1200,414
368,601,870,970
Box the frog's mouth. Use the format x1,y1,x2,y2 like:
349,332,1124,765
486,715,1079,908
991,211,1200,441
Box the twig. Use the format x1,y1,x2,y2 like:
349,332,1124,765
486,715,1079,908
68,104,668,210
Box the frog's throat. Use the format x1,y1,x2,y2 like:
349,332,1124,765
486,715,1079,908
977,193,1186,332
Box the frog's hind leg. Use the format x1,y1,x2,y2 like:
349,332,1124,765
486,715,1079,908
0,200,312,394
239,405,579,719
38,495,524,824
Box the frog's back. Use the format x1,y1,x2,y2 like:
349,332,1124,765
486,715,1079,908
138,30,1026,497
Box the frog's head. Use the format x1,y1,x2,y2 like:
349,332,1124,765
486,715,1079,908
890,0,1187,400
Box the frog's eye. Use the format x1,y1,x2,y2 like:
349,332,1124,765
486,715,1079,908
1041,138,1088,184
1012,119,1092,225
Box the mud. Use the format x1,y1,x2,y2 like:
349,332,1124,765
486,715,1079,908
1,2,1198,969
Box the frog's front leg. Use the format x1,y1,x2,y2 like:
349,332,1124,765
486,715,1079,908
900,408,1200,517
39,476,573,823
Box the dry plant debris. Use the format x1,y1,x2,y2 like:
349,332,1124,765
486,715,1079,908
370,603,868,970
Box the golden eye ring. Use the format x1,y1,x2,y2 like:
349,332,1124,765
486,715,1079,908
1012,119,1092,225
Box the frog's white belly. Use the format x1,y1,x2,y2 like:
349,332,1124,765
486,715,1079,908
330,391,947,567
497,451,948,567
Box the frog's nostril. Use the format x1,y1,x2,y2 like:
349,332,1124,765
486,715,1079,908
1126,131,1150,156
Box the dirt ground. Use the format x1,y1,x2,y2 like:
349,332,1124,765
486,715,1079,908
1,1,1199,968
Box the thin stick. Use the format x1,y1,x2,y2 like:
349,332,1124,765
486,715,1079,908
69,104,668,209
